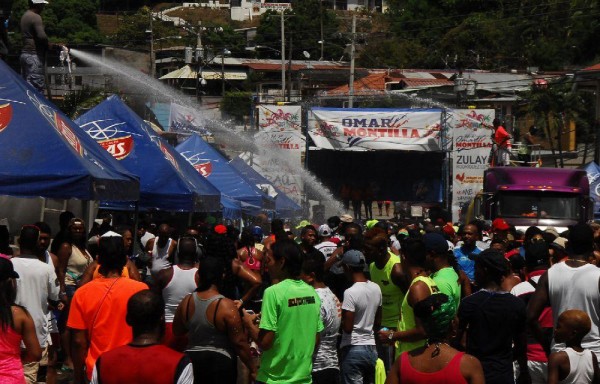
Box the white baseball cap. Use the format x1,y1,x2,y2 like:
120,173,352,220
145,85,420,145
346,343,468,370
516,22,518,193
318,224,332,237
31,0,49,4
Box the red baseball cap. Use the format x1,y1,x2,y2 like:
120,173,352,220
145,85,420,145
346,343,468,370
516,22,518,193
214,224,227,234
492,218,510,231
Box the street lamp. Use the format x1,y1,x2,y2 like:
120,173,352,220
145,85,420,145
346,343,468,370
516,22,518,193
318,40,324,61
221,48,231,96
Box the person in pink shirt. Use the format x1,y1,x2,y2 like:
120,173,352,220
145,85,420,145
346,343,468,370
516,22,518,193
0,256,42,383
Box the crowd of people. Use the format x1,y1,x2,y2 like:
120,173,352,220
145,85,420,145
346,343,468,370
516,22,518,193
2,211,600,384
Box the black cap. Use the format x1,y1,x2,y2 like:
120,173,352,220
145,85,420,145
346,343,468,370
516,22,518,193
0,257,19,280
423,233,449,254
476,249,508,275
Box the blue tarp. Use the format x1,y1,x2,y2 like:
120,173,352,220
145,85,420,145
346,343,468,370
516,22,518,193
230,157,302,218
0,60,139,201
75,96,223,213
176,134,275,214
580,162,600,218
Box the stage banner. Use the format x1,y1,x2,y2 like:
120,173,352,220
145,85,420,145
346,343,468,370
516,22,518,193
169,103,212,136
308,107,442,151
248,129,304,205
258,105,302,131
450,109,494,222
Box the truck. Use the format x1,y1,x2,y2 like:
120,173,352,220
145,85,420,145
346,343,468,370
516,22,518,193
469,167,593,232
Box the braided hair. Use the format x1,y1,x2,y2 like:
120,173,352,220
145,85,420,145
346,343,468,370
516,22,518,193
413,293,455,345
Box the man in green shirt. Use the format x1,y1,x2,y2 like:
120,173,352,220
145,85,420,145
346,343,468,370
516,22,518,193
243,239,323,383
424,232,461,314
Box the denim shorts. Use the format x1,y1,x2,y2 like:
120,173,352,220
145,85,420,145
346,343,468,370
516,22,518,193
340,345,377,384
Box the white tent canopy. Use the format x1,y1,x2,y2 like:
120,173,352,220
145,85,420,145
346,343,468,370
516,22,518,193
159,65,247,80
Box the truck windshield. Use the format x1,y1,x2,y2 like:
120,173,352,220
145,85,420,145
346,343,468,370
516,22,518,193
497,192,580,220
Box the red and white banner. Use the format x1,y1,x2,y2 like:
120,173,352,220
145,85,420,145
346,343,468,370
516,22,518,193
250,130,304,205
253,104,304,204
450,109,494,222
308,108,442,151
258,105,302,132
169,103,212,136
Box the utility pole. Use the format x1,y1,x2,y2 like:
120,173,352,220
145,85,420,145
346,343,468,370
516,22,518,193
221,53,226,97
196,21,203,101
287,34,292,102
320,1,324,61
281,10,286,103
149,13,155,78
348,14,356,108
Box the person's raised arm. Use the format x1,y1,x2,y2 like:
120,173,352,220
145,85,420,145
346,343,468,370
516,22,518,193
526,272,551,356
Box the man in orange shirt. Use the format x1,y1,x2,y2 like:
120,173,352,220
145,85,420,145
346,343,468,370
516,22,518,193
493,118,512,166
67,234,147,384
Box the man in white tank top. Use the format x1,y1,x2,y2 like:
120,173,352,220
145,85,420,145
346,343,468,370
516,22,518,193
155,237,199,351
528,224,600,360
145,224,177,277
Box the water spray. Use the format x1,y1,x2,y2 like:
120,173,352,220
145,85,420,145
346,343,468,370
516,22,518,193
68,49,343,216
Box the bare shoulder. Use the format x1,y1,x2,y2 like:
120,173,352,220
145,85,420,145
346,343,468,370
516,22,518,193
460,353,483,369
459,353,484,379
549,350,569,366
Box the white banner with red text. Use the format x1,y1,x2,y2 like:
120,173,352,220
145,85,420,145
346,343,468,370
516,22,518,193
450,109,494,222
307,107,442,151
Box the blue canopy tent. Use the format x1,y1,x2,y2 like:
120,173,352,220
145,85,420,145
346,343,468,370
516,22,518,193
75,96,230,214
176,134,275,215
0,60,139,201
230,157,302,218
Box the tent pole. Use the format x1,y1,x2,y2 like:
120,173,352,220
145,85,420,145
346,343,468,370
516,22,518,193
132,202,140,254
82,200,95,233
40,198,46,222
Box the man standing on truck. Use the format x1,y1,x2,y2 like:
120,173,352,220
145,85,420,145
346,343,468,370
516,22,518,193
493,118,512,166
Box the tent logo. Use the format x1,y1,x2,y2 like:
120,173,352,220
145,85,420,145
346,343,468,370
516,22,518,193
194,162,212,177
0,103,13,132
181,151,212,177
81,120,133,160
160,142,180,170
54,114,83,156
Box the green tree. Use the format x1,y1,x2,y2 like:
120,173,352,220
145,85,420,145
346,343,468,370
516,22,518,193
11,0,103,44
110,7,181,49
254,1,343,61
523,78,588,167
220,91,252,123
